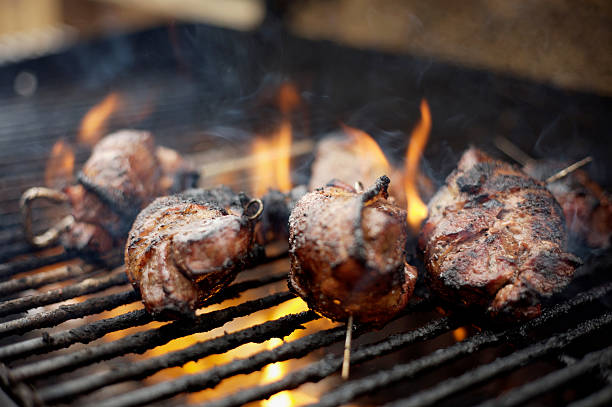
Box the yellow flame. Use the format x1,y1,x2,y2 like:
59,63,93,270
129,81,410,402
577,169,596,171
45,139,74,189
341,124,391,175
78,92,122,146
404,99,432,231
259,297,311,407
252,119,292,197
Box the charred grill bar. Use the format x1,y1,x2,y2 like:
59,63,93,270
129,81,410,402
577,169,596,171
1,16,612,407
0,247,610,406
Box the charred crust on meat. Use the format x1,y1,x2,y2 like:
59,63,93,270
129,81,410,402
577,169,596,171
125,187,264,318
288,175,416,327
421,148,580,321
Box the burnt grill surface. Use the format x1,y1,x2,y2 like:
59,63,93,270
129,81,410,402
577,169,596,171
1,22,612,407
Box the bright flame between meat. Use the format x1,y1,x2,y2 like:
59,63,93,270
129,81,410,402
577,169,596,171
78,92,122,146
252,120,293,197
45,139,75,189
404,99,432,231
341,124,391,177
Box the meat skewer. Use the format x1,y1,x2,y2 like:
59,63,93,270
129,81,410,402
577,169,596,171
21,130,197,261
419,148,581,320
494,136,611,249
289,176,417,377
125,187,264,319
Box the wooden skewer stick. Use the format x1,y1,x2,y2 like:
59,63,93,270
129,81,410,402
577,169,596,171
493,136,534,167
546,156,593,184
493,136,593,185
341,182,363,381
342,314,354,380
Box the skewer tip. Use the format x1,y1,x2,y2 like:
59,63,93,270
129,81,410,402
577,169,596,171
342,314,353,380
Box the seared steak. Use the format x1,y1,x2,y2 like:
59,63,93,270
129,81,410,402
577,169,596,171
419,148,581,320
125,187,263,319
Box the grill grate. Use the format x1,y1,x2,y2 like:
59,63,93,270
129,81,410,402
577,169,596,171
1,21,612,407
0,248,611,407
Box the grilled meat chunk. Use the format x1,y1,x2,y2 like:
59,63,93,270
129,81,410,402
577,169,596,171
419,148,581,320
61,130,197,255
125,187,264,318
524,159,612,249
289,176,417,327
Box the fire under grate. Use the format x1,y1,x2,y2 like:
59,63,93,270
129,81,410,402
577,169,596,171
0,247,611,407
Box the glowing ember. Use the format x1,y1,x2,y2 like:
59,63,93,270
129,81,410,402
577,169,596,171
45,139,74,189
452,327,468,342
78,92,122,146
252,120,293,197
404,99,432,231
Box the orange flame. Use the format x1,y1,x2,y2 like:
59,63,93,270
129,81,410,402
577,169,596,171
404,99,432,231
251,83,300,197
252,120,293,197
78,92,122,146
45,139,75,189
341,124,391,176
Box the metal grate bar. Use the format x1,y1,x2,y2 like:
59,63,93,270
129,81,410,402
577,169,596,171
93,301,440,407
0,290,138,339
0,274,287,360
1,309,151,362
196,283,612,407
201,317,456,407
237,283,605,407
475,346,612,407
0,271,128,318
0,252,77,281
568,385,612,407
0,263,95,298
8,291,295,382
38,311,320,404
379,312,612,407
